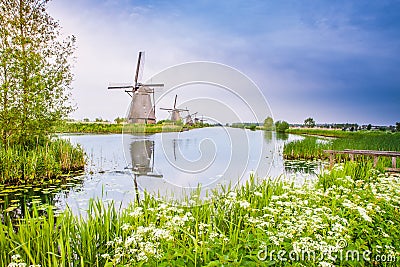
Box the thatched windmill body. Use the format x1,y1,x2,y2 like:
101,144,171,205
160,95,188,122
108,52,163,124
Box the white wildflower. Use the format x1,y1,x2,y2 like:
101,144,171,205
121,223,131,231
254,191,263,197
239,200,250,209
129,207,143,217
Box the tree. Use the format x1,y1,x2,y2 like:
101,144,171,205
304,117,315,128
367,124,372,130
0,0,76,146
114,117,126,124
396,122,400,132
275,120,289,132
263,116,274,131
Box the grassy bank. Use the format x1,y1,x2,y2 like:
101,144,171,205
1,162,399,266
54,122,208,134
284,130,400,161
286,128,358,138
0,139,85,184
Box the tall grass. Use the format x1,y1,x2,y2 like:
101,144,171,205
0,139,85,184
284,131,400,162
55,122,207,134
1,166,399,266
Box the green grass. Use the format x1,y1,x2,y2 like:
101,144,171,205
54,122,208,134
284,131,400,162
1,164,399,266
0,139,85,184
286,128,365,138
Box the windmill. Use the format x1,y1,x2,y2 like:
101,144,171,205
160,95,188,122
108,51,163,124
184,111,198,125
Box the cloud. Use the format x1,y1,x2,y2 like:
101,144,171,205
48,0,400,124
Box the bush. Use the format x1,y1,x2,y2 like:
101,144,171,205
275,120,289,132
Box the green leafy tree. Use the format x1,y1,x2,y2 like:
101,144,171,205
396,122,400,132
367,124,372,130
0,0,76,146
114,117,126,124
275,120,289,132
263,116,274,131
304,117,316,128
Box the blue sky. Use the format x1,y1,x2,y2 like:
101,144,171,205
48,0,400,125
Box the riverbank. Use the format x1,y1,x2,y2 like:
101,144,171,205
0,139,85,185
1,161,399,266
54,122,208,134
283,129,400,163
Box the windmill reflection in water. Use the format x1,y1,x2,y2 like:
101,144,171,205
129,139,162,203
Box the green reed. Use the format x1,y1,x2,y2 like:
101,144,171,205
2,165,400,266
284,131,400,163
2,164,400,266
0,139,85,184
54,122,206,134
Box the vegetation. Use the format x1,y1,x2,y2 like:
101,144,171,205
284,130,400,163
263,116,274,131
0,0,75,147
275,120,289,132
0,139,85,184
1,163,399,266
0,0,85,185
54,121,208,134
287,128,365,138
304,117,316,128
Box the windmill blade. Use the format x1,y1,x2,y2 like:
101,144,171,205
174,95,178,109
160,108,173,111
108,83,134,89
142,83,164,87
134,51,145,87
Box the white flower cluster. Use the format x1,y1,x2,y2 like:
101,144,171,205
8,254,41,267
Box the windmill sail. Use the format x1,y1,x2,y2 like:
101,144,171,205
159,95,188,122
108,51,164,124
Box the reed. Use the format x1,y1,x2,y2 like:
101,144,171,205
1,164,399,266
54,122,203,134
0,139,85,184
284,131,400,163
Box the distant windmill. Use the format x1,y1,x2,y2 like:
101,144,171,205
160,95,188,122
184,111,198,125
108,51,164,124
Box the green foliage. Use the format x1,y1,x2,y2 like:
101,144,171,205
0,139,85,184
113,117,126,124
304,117,315,128
396,122,400,132
248,124,257,131
54,121,208,134
1,164,399,266
283,130,400,167
275,120,289,132
263,116,274,131
0,0,75,146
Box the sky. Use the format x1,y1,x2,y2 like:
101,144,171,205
47,0,400,125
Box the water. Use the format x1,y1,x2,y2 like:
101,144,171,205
1,128,323,215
